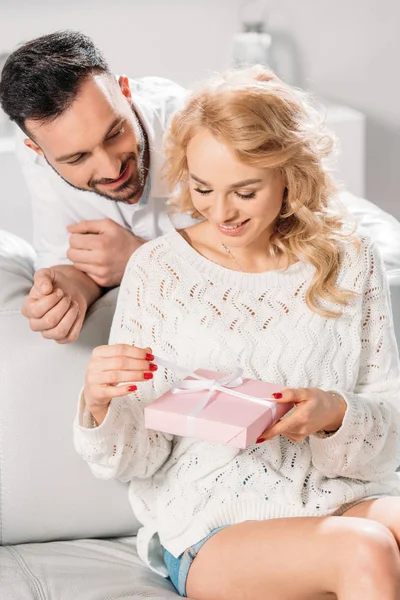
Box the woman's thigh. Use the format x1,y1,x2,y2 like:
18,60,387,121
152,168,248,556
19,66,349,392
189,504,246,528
185,516,400,600
342,496,400,542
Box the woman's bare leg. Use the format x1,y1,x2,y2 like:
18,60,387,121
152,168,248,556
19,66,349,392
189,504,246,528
186,516,400,600
343,496,400,544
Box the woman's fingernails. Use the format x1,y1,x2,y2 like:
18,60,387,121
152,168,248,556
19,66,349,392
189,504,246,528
272,392,282,399
145,353,154,361
256,437,265,444
128,385,137,392
144,372,153,380
149,363,158,372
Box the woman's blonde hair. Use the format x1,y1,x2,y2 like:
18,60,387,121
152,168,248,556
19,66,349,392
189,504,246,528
164,66,357,317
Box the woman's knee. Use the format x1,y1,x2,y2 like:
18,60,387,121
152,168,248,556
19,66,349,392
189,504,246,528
343,497,400,546
342,519,400,579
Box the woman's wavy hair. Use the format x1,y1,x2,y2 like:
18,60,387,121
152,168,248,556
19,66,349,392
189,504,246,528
164,65,358,318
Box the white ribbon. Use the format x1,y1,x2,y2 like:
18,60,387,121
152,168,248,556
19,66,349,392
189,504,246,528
154,355,277,438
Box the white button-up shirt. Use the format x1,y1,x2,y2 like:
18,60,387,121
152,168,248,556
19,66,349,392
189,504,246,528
15,77,190,270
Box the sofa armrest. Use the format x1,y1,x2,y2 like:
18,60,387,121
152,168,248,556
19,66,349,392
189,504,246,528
0,233,139,545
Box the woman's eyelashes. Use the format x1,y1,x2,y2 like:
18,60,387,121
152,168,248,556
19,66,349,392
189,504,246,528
193,187,256,200
193,188,212,196
236,191,256,199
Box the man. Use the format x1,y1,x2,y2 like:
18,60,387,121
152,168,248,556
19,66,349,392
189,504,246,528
0,30,189,343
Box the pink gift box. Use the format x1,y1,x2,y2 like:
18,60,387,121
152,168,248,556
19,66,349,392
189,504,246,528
144,368,293,449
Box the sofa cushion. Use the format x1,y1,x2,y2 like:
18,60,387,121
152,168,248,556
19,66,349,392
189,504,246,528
0,229,35,310
0,537,180,600
0,228,35,267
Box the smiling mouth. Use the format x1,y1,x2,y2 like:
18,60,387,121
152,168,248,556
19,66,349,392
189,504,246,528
219,219,250,230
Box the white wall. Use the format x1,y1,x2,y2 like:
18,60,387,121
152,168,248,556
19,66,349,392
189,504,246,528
0,0,399,219
0,0,242,85
265,0,400,217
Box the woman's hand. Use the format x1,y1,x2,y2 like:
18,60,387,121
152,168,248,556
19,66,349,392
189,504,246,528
257,388,347,443
83,344,157,425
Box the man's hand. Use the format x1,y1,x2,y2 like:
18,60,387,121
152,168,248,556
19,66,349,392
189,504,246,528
22,267,89,343
67,218,143,287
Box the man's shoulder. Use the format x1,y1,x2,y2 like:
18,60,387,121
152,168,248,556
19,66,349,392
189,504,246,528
128,76,187,126
128,76,186,101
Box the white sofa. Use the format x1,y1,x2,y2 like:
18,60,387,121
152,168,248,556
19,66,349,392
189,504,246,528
0,192,400,599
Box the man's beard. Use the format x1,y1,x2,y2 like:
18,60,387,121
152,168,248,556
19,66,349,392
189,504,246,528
88,152,145,202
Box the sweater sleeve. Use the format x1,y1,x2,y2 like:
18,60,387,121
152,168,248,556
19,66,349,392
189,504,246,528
310,238,400,480
73,248,173,481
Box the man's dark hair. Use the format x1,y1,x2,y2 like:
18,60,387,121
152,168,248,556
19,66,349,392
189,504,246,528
0,30,111,134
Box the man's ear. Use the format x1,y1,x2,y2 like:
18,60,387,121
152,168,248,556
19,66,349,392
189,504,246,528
118,75,132,103
24,138,44,156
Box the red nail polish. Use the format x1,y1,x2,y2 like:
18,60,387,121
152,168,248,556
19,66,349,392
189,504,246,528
272,392,282,399
128,385,137,392
256,437,265,444
145,353,154,361
149,363,158,372
144,372,153,380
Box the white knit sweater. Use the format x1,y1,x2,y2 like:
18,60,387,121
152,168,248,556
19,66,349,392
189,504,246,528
74,229,400,576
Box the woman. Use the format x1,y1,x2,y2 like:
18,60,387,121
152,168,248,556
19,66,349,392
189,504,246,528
74,66,400,599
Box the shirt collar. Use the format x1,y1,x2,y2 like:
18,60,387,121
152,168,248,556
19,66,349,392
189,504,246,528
130,92,172,201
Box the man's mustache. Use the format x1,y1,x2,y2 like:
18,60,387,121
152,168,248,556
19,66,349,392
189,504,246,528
89,154,135,187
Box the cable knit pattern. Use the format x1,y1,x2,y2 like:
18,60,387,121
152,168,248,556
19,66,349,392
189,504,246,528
74,229,400,573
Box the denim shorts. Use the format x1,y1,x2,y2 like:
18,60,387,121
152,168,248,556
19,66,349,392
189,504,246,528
163,526,227,597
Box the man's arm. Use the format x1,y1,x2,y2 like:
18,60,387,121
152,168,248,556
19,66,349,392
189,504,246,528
15,130,141,342
15,128,80,271
16,130,99,342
